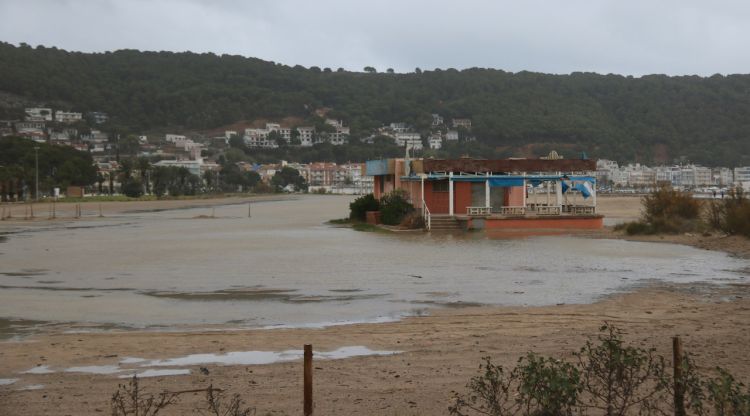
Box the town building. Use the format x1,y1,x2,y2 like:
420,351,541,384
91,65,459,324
54,111,83,123
89,112,109,124
451,118,472,129
428,137,442,150
445,130,459,141
297,126,315,146
394,132,423,149
431,114,444,126
25,108,53,121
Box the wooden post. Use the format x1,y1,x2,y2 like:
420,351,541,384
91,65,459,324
52,201,56,219
304,344,313,416
673,336,685,416
30,203,34,219
99,203,103,217
248,203,251,218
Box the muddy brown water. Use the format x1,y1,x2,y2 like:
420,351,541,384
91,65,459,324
0,195,747,333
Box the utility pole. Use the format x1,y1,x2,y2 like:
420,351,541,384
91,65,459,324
34,146,40,201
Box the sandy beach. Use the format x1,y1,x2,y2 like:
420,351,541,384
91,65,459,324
1,194,749,415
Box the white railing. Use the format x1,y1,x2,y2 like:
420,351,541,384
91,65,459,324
422,200,431,230
499,206,526,216
466,206,492,216
536,206,562,215
571,206,596,215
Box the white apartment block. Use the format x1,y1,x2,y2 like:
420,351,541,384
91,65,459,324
55,111,83,123
445,130,459,141
297,126,315,147
166,134,187,143
389,122,409,133
431,114,443,126
428,137,442,150
451,118,471,129
394,132,423,149
714,168,734,186
25,107,53,121
735,167,750,183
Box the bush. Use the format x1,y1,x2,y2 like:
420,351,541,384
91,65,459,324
349,193,380,221
626,186,703,234
709,189,750,238
615,221,655,235
120,179,144,198
379,190,414,225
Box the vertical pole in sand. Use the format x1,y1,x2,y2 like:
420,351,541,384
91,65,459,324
673,336,685,416
1,206,4,220
52,201,56,219
211,208,215,218
30,202,34,219
248,203,251,218
99,203,103,217
304,344,313,416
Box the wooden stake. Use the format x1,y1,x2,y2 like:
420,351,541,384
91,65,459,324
248,203,251,218
673,336,685,416
304,344,313,416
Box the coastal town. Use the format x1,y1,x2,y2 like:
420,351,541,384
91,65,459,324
2,107,750,199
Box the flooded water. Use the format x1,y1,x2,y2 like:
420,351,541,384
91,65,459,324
0,195,747,332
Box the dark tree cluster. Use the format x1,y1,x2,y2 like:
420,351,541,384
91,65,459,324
0,136,97,200
2,42,750,166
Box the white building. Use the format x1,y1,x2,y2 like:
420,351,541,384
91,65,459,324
297,126,315,147
451,118,471,129
713,168,734,186
389,122,409,133
166,134,187,143
55,111,83,123
431,114,443,126
89,112,109,124
428,137,442,150
25,108,53,121
394,132,423,149
445,130,459,141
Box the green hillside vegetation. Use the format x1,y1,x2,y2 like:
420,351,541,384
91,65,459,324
1,42,750,166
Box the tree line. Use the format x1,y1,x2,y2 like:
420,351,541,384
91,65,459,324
1,42,750,166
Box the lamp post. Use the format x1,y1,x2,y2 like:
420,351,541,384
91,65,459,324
34,146,39,201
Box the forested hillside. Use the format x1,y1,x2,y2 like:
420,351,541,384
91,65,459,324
1,42,749,166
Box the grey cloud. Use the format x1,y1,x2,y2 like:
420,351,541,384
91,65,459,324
1,0,749,75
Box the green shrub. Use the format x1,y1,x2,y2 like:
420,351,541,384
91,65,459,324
120,179,144,198
615,221,655,235
349,193,380,221
379,190,414,225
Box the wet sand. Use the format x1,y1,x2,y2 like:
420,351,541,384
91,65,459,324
2,194,750,415
1,284,749,415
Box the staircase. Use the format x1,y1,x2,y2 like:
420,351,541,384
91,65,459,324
428,215,462,231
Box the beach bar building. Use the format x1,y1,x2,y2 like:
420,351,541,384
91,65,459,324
365,155,602,230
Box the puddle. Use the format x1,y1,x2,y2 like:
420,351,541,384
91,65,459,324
22,365,54,374
65,365,121,375
140,346,400,367
119,369,190,378
0,378,18,386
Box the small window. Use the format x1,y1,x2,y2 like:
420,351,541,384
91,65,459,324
432,180,449,192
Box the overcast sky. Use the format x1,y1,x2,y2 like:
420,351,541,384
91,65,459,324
1,0,749,76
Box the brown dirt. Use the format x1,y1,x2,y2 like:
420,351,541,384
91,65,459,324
0,194,295,223
1,285,749,415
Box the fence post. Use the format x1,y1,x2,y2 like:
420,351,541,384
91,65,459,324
304,344,313,416
673,336,685,416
